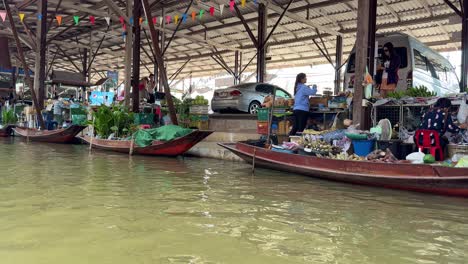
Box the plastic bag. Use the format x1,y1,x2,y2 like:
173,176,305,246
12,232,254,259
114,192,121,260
455,156,468,168
406,150,425,164
457,95,467,124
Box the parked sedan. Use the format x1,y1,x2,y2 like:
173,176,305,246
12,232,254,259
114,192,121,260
211,83,292,114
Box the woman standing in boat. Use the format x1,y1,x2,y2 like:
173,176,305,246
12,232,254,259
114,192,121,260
289,73,317,135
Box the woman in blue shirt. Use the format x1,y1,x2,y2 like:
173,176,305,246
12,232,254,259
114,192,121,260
289,73,317,135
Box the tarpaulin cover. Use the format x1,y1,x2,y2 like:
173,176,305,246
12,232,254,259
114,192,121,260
133,125,192,147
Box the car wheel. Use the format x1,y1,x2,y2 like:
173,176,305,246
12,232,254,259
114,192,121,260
248,101,261,114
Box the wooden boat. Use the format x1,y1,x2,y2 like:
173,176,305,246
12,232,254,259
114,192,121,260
0,125,14,137
13,125,87,143
219,142,468,198
79,130,213,156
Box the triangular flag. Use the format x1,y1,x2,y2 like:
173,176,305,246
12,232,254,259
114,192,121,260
119,16,125,24
139,17,143,25
209,7,215,16
199,10,205,20
174,15,179,24
73,16,80,25
152,17,157,25
37,14,42,21
182,13,187,23
0,11,6,22
220,4,224,15
123,24,126,30
191,11,196,21
165,15,171,24
19,13,25,23
129,16,134,26
89,16,95,25
230,0,235,11
241,0,246,7
122,32,126,41
144,18,148,25
56,15,62,25
159,16,163,25
105,17,111,26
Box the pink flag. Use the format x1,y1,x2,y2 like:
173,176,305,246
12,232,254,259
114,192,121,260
152,17,157,25
0,11,6,22
229,0,235,11
89,16,95,25
209,7,215,16
166,15,171,24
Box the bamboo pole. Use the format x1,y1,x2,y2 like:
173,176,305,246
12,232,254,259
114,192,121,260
266,87,277,147
2,0,45,129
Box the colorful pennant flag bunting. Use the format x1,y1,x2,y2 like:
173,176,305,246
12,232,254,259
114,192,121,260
139,17,143,25
192,11,196,21
37,14,43,21
166,15,171,24
73,16,80,25
220,4,224,14
159,16,163,25
230,0,235,11
129,16,134,26
199,9,205,20
182,13,187,23
19,13,25,22
209,7,215,16
56,15,62,25
105,17,111,26
174,15,179,24
241,0,246,7
89,16,95,25
0,11,6,22
152,17,157,25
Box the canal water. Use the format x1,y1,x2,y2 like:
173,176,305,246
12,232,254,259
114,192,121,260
1,139,468,264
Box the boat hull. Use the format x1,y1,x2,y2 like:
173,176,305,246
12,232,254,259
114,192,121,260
13,125,87,143
0,125,14,137
219,142,468,197
80,130,213,156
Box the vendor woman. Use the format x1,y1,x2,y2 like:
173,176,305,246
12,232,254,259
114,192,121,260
417,98,467,152
289,73,317,135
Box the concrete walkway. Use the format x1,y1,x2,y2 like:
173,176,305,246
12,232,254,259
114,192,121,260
186,132,259,161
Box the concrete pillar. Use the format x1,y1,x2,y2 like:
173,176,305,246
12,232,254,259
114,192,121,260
352,0,376,126
132,0,142,113
461,0,468,91
33,0,47,109
334,36,343,94
257,3,267,83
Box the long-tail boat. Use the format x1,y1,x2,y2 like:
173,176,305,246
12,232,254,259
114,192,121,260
13,125,87,143
219,142,468,198
0,125,14,137
79,130,213,156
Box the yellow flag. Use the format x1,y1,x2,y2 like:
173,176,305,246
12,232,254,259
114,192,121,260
19,13,25,22
174,15,179,24
241,0,246,7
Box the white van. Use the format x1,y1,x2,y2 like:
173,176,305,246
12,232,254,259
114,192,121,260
344,33,459,96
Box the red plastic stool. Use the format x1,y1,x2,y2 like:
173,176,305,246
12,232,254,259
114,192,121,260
414,129,444,161
140,124,151,129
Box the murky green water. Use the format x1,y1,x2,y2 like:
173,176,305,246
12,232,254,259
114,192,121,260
1,138,468,264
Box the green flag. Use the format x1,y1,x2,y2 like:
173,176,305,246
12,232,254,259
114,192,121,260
73,16,80,25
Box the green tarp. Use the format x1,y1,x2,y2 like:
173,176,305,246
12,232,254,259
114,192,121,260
133,125,192,147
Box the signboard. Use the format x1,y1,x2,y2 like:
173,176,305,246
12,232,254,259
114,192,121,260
90,91,115,106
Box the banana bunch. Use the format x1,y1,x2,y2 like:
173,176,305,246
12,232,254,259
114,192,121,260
331,153,364,161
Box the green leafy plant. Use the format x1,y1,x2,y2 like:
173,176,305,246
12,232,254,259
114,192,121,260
1,109,17,125
90,105,135,138
387,85,437,99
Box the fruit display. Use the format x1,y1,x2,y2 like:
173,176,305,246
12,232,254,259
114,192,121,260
192,95,209,106
387,85,436,99
366,149,399,163
303,140,341,155
330,153,364,161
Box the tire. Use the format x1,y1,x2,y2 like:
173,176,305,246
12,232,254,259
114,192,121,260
248,101,261,115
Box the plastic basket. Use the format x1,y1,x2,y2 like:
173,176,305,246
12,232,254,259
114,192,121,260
257,108,269,121
134,113,155,125
352,140,375,157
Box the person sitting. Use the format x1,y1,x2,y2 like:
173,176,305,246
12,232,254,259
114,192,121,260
417,98,467,155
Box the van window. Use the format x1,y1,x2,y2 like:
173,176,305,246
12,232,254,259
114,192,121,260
256,84,274,94
414,49,428,72
414,49,448,80
347,47,408,73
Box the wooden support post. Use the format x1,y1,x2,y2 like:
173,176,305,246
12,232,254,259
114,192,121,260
3,0,45,129
334,36,343,94
33,0,47,109
159,7,166,93
234,51,239,85
257,3,267,83
124,0,133,107
132,0,141,113
141,0,178,125
461,0,468,91
352,0,374,126
367,0,377,79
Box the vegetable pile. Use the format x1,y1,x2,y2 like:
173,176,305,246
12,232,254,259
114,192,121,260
387,85,437,99
366,149,399,163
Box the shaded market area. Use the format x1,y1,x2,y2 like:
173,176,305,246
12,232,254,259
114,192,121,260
0,0,468,262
